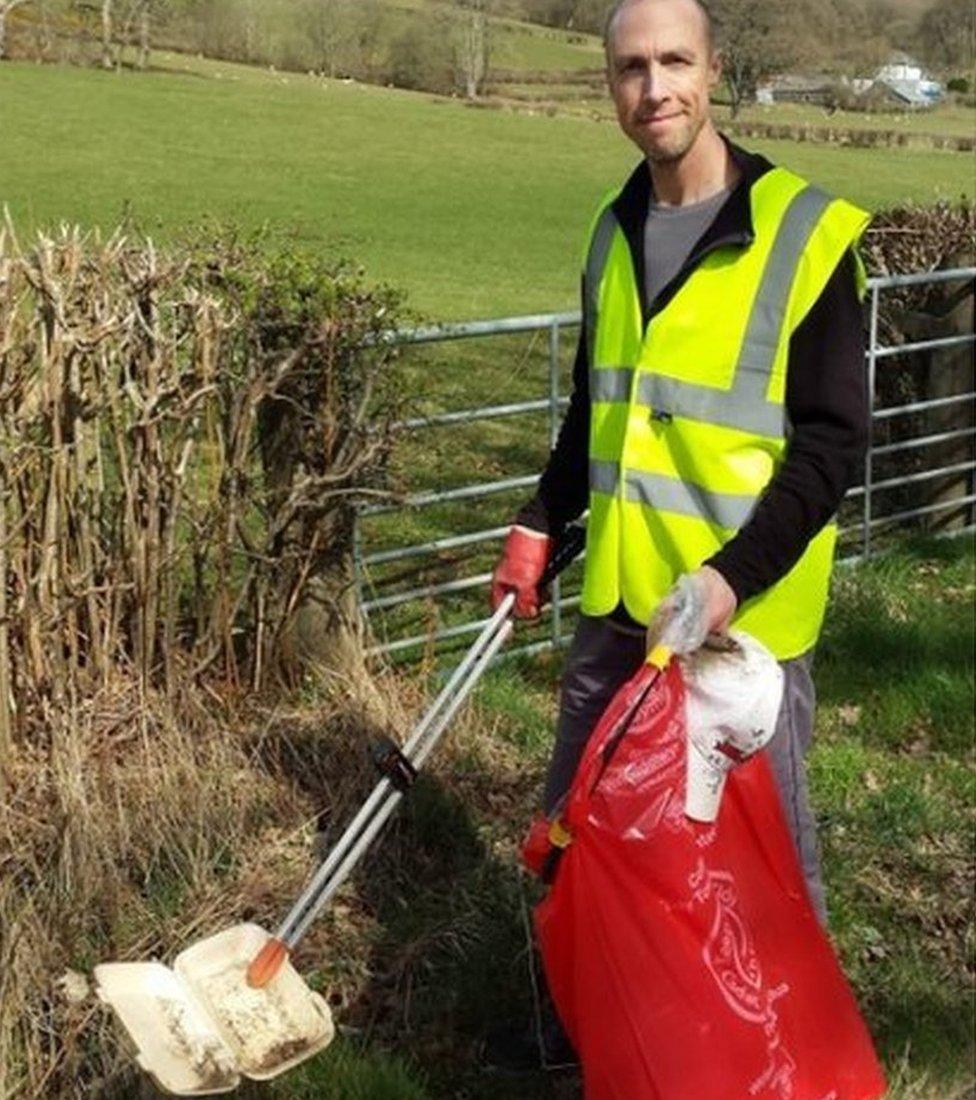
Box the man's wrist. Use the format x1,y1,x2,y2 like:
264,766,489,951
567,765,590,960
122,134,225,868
700,563,737,602
513,495,552,537
701,554,747,605
698,565,738,635
513,524,550,541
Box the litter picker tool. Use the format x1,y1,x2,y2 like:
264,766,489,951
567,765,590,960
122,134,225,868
246,522,587,988
94,523,585,1097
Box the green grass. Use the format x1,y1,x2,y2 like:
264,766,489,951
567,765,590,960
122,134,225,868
242,1036,432,1099
471,14,601,72
1,57,972,321
808,538,976,1092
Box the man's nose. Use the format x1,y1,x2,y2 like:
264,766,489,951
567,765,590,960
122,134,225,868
640,62,668,104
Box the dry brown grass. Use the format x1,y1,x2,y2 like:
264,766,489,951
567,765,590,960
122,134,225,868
0,649,415,1098
0,678,276,1096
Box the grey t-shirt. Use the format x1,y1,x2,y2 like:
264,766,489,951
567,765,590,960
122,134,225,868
644,187,731,308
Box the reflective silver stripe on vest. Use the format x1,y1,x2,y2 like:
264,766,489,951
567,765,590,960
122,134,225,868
588,183,834,439
737,185,833,375
636,372,785,436
588,458,757,530
589,456,620,495
585,204,620,368
590,366,633,403
591,365,786,436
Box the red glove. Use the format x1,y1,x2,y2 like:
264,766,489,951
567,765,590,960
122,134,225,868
490,526,553,619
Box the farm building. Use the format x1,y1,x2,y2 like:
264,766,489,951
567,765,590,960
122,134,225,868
871,52,944,106
756,74,839,106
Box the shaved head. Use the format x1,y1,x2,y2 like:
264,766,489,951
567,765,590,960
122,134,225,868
604,0,714,58
603,0,722,165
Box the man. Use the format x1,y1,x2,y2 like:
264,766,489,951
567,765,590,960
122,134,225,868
490,0,869,923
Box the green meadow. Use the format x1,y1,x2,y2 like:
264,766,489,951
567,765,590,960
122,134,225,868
1,54,973,320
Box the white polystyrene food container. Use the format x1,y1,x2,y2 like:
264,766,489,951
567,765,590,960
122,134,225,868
95,923,334,1097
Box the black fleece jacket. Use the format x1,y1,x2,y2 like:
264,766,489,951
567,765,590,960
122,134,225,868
516,141,869,607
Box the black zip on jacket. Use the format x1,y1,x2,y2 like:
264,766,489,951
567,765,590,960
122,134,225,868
516,140,869,610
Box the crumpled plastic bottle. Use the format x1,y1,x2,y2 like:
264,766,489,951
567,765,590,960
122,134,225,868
647,572,711,655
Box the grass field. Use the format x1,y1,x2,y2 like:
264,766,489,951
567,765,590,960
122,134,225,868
258,535,976,1099
0,55,973,320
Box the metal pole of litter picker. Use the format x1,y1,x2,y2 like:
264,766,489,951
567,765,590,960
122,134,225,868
270,595,516,950
260,524,585,965
279,612,515,949
548,319,562,651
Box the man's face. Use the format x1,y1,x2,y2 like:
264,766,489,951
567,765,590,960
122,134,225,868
606,0,720,164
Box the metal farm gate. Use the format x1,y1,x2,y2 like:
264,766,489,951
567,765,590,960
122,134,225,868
354,267,976,662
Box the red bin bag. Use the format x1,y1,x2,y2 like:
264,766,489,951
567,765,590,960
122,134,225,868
525,659,887,1100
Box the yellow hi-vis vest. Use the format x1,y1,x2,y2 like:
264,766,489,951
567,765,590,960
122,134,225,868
579,166,870,659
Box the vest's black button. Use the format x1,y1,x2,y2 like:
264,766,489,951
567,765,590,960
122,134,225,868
651,409,673,424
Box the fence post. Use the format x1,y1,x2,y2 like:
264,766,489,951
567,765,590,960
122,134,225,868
352,517,369,632
863,284,879,560
549,319,561,648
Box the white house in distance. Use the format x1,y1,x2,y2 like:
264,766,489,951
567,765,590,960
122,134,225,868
870,52,944,106
758,53,944,110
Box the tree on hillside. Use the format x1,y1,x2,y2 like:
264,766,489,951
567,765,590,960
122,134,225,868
100,0,112,66
302,0,389,78
343,0,387,79
117,0,147,69
710,0,800,116
862,0,914,63
76,0,168,72
303,0,349,77
453,0,490,98
0,0,32,59
388,17,453,92
916,0,975,73
122,0,170,70
796,0,894,77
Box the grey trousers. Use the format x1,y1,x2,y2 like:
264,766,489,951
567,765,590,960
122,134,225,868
542,615,828,925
